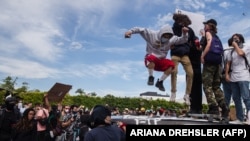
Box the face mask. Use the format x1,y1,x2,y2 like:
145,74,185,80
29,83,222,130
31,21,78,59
238,42,243,48
234,39,243,48
161,37,168,43
6,104,15,111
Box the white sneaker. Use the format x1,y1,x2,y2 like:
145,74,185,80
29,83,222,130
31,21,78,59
183,94,190,105
170,92,176,102
230,119,244,125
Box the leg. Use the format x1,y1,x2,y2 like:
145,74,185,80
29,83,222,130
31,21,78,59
221,80,232,108
202,64,219,114
170,55,180,101
144,54,156,85
181,55,193,105
147,62,155,85
155,58,175,92
238,81,250,123
189,67,202,113
231,82,246,122
231,82,244,122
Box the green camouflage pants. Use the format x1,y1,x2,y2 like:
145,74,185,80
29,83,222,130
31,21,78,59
202,64,225,107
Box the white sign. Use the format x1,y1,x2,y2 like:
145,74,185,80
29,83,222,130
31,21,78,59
175,9,205,37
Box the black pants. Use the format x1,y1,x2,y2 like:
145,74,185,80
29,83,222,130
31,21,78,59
189,67,203,112
37,130,54,141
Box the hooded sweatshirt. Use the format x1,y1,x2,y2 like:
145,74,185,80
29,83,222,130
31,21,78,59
128,25,188,58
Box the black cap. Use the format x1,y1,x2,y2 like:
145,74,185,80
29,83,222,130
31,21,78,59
203,19,217,26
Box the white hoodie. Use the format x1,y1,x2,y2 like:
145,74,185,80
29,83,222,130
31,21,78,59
128,25,188,58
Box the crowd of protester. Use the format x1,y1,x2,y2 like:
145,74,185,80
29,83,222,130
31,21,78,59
0,94,127,141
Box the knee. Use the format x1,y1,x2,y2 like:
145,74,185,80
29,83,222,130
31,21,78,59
164,67,173,75
147,62,155,69
186,70,193,77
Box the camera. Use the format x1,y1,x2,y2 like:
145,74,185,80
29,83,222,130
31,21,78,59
233,38,240,45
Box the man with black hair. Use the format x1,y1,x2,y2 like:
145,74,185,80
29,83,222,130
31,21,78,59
84,105,125,141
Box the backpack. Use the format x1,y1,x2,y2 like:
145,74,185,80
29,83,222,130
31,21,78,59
204,32,224,65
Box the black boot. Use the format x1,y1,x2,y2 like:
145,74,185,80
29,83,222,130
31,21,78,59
155,79,165,91
219,101,230,124
207,105,220,115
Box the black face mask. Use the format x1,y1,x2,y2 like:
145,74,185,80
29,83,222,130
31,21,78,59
6,104,15,111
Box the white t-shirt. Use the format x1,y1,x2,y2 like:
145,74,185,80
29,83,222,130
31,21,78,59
229,46,250,82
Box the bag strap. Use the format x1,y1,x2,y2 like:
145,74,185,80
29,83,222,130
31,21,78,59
231,49,250,71
242,55,250,70
42,109,48,118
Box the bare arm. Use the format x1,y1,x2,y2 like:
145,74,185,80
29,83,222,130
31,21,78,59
225,61,231,82
201,32,212,64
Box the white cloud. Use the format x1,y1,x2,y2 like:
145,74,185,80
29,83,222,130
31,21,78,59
0,57,59,79
219,2,231,8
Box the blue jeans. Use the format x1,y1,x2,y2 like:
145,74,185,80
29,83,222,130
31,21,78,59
231,81,250,121
222,79,244,121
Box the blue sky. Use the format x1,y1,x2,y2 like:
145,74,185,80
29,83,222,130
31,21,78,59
0,0,250,99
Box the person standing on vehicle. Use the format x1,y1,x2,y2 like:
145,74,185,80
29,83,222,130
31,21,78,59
225,33,250,124
222,37,244,123
170,12,195,106
201,19,229,122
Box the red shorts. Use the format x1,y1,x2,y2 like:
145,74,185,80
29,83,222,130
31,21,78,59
144,54,175,71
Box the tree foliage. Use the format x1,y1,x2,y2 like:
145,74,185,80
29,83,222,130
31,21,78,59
0,76,208,114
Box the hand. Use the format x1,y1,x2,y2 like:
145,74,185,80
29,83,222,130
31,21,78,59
70,117,74,122
124,31,132,38
194,39,200,48
225,74,230,82
200,55,204,64
232,41,238,48
182,27,189,34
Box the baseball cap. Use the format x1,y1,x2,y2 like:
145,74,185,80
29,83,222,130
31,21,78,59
203,19,217,26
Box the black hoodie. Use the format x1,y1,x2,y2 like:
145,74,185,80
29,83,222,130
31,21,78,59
171,22,196,57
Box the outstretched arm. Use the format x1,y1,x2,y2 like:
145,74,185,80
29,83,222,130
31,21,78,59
124,30,132,38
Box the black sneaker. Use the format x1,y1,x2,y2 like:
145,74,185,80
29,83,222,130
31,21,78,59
147,76,154,85
221,106,230,119
207,105,220,115
155,79,165,91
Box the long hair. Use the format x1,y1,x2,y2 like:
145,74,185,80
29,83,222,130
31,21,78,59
206,23,217,34
14,108,36,132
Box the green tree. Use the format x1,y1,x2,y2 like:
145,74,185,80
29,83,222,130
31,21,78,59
0,76,17,92
75,88,85,95
15,82,29,93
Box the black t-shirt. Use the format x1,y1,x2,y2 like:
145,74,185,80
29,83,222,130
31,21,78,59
0,110,19,135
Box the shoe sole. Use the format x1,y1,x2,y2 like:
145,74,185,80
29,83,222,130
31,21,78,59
147,82,154,85
156,86,165,91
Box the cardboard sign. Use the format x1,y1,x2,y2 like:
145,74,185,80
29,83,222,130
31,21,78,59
47,82,72,102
